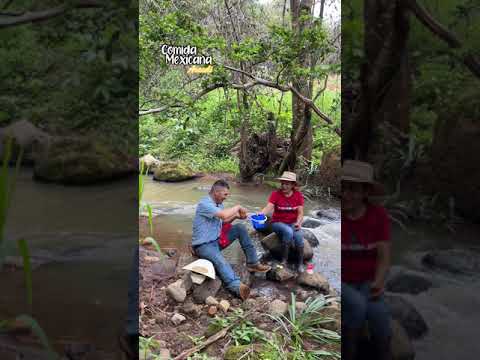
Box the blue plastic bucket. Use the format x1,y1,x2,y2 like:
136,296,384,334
250,214,267,230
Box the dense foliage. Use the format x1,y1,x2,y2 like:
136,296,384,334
0,0,138,154
343,0,480,149
140,0,340,174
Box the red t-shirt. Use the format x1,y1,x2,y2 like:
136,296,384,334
219,222,232,249
269,190,304,224
341,204,390,283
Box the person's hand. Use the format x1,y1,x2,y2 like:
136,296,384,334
294,221,302,229
370,280,385,299
238,207,248,219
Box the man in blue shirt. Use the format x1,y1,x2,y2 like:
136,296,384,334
192,180,271,300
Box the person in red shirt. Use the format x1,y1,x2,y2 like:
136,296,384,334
260,171,305,272
341,160,392,360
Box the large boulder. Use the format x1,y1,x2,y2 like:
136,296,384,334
390,319,415,360
302,228,319,247
0,120,50,166
357,319,415,360
310,146,341,196
153,162,196,182
386,270,433,295
139,154,161,173
34,137,135,184
260,232,313,262
297,271,330,293
385,294,428,339
192,277,222,304
430,116,480,221
422,248,480,275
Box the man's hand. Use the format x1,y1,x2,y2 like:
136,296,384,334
294,220,302,229
238,207,248,219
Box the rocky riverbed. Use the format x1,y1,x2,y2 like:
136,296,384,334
139,240,341,359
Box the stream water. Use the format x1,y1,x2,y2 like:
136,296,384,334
390,222,480,360
1,168,137,353
5,168,476,358
140,175,342,292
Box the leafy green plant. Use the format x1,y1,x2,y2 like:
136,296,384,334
266,294,340,359
230,321,265,346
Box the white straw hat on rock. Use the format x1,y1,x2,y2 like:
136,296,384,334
183,259,216,284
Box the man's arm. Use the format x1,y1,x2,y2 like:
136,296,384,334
215,205,241,221
371,241,391,297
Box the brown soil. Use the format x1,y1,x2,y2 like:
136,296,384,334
139,246,341,359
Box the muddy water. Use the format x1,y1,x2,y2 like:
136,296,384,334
140,175,341,292
390,223,480,360
1,168,137,353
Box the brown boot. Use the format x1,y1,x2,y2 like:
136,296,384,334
247,263,272,273
239,283,251,300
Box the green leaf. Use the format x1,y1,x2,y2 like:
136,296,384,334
17,238,33,308
14,315,59,360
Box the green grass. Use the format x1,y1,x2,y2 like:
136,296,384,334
139,78,340,175
0,138,59,359
264,294,341,359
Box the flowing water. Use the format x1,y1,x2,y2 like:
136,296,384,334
1,168,137,353
390,223,480,360
140,175,341,292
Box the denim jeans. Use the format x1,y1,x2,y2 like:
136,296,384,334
271,222,304,248
342,282,392,340
193,223,258,294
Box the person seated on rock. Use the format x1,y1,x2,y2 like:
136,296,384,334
191,179,271,300
341,160,392,360
259,171,305,273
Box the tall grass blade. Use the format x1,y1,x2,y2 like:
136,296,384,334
14,314,59,360
0,137,13,250
17,238,33,309
146,204,153,236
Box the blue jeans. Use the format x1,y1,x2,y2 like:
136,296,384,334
342,282,391,340
193,224,258,294
271,222,304,248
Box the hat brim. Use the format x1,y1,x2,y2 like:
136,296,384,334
341,177,385,196
276,177,297,183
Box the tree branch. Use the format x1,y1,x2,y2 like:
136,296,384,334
223,65,340,135
406,0,480,78
0,1,102,29
139,83,224,116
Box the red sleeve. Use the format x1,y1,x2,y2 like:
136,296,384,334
376,206,391,242
297,191,304,206
268,191,277,204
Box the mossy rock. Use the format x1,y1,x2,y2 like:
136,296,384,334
225,344,265,360
204,322,224,338
153,162,195,182
34,137,134,184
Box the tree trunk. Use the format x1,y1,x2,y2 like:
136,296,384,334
343,0,411,164
280,0,314,173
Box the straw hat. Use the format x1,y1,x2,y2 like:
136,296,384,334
277,171,297,183
341,160,385,196
182,259,216,284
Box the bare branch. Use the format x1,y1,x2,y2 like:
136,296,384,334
223,65,340,135
139,83,224,116
313,74,329,101
406,0,480,78
0,1,102,29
